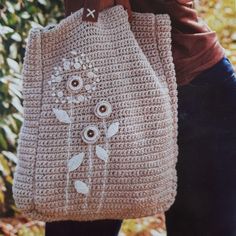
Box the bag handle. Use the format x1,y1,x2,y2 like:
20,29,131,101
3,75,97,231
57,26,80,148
115,0,132,21
82,0,101,22
81,0,132,22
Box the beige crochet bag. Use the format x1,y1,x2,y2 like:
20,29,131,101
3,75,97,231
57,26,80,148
12,5,178,221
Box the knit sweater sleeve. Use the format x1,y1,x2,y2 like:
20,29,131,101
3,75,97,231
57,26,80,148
129,0,225,85
167,0,225,85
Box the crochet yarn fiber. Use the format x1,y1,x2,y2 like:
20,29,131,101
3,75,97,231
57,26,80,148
12,5,178,221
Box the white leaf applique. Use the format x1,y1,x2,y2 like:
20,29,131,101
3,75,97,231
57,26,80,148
106,122,119,139
52,108,71,124
96,145,109,162
74,180,89,195
68,153,85,172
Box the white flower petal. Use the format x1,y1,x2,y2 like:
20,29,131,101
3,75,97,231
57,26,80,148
77,95,85,102
87,71,97,79
96,145,109,162
54,70,60,76
54,76,63,83
52,108,71,124
74,180,89,195
74,62,81,69
106,122,119,138
85,84,91,91
68,153,85,172
63,60,71,70
57,91,64,97
71,50,77,55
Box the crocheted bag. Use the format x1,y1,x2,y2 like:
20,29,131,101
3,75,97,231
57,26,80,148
12,5,178,221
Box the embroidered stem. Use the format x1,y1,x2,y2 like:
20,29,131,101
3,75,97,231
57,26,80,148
96,119,110,213
64,94,73,214
83,144,93,210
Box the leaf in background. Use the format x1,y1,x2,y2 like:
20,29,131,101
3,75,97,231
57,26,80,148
37,0,47,5
2,151,17,164
37,12,46,25
20,11,31,19
0,154,11,176
0,133,8,150
5,1,15,13
11,32,22,42
12,113,23,123
9,43,18,59
0,26,14,35
29,21,42,28
11,96,23,114
7,115,19,133
1,125,17,147
6,58,20,73
9,82,22,99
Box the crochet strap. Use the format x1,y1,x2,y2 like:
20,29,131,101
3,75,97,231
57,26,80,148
115,0,132,21
82,0,101,22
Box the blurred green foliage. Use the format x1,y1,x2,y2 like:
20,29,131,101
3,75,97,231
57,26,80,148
0,0,235,235
0,0,64,217
198,0,236,65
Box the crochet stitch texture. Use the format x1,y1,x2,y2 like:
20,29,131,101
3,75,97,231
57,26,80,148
12,5,178,221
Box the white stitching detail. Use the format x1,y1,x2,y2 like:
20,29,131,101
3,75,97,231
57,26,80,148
86,8,96,18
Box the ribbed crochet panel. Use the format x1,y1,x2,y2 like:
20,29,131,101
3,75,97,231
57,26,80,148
12,5,178,221
12,28,43,213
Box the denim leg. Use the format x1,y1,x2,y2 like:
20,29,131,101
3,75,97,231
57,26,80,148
165,57,236,236
45,219,123,236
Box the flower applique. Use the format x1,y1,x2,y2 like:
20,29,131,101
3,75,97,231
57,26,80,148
48,50,100,104
52,98,120,211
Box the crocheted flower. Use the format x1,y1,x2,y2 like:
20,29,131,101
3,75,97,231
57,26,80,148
53,99,120,205
94,101,112,119
48,50,99,104
66,76,83,93
81,125,101,144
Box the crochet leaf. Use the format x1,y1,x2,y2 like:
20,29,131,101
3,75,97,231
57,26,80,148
74,180,89,195
68,153,85,172
96,145,108,162
106,122,119,138
52,108,71,124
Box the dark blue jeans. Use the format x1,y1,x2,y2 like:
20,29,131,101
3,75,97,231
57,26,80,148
45,57,236,236
165,57,236,236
